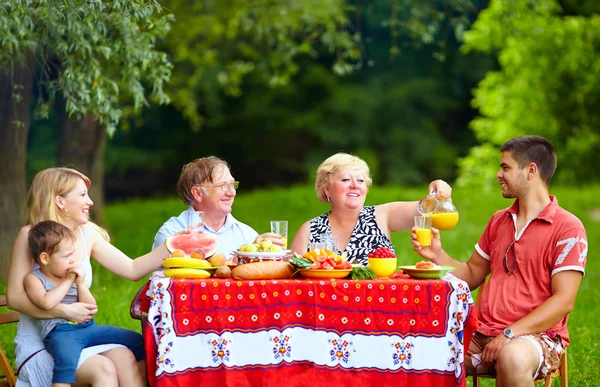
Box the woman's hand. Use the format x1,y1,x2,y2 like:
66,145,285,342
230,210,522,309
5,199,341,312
410,226,443,264
428,179,452,201
60,302,98,324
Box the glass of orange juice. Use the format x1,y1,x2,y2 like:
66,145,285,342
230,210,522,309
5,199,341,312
414,216,432,247
270,220,288,249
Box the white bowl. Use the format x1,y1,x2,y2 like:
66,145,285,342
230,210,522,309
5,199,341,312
233,250,291,265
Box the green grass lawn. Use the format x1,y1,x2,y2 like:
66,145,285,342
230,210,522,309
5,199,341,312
1,184,599,385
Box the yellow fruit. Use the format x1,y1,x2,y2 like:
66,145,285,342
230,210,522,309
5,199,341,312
208,253,227,267
170,249,185,258
245,244,259,252
163,268,211,279
265,245,282,252
258,238,272,251
163,258,212,269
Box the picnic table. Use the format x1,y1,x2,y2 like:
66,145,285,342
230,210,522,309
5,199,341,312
141,272,478,387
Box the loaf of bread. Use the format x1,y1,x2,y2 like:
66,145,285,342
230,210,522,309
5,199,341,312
231,261,295,280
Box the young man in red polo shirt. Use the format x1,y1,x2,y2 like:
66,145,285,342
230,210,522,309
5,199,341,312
412,135,587,386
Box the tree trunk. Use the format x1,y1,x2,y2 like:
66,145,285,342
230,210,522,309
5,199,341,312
0,59,34,281
56,96,107,227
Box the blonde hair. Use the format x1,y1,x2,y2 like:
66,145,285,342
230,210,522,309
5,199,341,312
315,153,372,203
26,167,110,241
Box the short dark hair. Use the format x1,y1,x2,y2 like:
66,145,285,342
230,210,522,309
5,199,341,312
28,221,76,265
177,156,231,205
500,135,557,186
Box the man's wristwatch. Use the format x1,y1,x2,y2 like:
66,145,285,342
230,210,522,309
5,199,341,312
503,327,515,340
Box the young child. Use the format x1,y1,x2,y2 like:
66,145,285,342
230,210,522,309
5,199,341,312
24,221,145,387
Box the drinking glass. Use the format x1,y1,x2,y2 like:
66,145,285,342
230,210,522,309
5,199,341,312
308,241,325,252
414,216,432,247
188,211,205,232
270,220,288,249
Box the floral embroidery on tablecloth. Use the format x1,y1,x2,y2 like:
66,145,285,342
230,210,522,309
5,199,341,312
447,335,464,378
149,280,165,308
446,279,470,379
453,281,472,312
271,334,292,360
329,338,353,364
392,340,414,367
156,341,175,369
210,338,231,364
151,280,176,370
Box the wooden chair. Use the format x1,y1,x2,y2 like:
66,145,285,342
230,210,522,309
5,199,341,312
130,281,151,330
0,295,19,387
471,279,568,387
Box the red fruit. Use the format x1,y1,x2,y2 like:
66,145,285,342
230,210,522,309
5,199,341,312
368,247,396,258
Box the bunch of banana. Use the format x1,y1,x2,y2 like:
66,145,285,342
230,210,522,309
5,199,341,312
163,257,212,278
164,268,211,279
239,237,283,253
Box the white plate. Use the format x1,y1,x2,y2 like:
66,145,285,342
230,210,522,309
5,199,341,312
233,250,291,258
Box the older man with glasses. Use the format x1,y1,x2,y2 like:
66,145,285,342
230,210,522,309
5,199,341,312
411,136,587,386
152,156,283,256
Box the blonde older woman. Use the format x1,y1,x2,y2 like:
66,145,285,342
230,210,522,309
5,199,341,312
7,167,170,386
290,153,451,266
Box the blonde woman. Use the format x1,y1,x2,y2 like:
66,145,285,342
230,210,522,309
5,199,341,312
7,167,170,386
290,153,451,266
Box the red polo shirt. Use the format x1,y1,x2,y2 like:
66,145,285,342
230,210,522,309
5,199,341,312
474,195,587,346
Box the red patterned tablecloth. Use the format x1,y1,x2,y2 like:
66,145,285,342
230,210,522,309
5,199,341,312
142,273,477,387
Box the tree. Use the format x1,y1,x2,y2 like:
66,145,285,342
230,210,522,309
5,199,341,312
0,0,173,278
457,0,600,189
0,57,34,282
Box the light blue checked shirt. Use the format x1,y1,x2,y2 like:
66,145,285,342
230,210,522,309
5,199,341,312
152,206,258,259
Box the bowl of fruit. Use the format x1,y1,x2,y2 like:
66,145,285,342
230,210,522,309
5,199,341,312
290,249,352,279
234,238,290,265
367,247,397,279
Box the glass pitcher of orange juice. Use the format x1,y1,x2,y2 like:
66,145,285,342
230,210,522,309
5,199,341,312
418,191,459,230
431,199,459,230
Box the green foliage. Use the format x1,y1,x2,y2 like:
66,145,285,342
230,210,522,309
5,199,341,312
0,0,173,134
163,0,359,129
161,0,483,130
458,0,600,188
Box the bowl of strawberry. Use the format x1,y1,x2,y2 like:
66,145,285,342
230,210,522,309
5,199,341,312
367,247,397,279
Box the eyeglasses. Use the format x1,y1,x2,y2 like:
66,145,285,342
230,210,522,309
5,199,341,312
202,181,239,193
503,239,517,275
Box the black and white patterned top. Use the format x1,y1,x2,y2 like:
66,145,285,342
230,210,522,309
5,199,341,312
308,206,395,266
